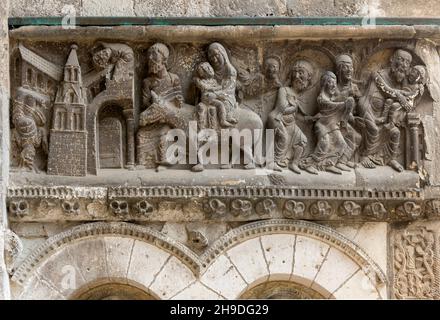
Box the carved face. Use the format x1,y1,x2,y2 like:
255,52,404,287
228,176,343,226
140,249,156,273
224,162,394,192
147,47,167,75
291,65,311,92
208,48,225,70
391,50,412,83
324,75,337,95
337,61,353,82
264,58,280,79
408,66,425,85
198,62,215,79
93,48,112,69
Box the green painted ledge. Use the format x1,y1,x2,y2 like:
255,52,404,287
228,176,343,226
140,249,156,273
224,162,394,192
8,17,440,28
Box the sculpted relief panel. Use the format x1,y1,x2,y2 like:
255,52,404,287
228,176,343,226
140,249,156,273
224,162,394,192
9,39,430,177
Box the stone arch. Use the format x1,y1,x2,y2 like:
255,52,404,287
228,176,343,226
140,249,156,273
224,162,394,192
193,220,386,300
13,222,199,300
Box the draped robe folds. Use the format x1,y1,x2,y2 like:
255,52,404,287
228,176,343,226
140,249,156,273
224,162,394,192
137,72,183,167
300,92,354,170
266,87,307,166
357,69,403,163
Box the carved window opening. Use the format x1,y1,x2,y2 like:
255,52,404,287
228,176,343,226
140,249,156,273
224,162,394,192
98,104,126,169
26,68,32,86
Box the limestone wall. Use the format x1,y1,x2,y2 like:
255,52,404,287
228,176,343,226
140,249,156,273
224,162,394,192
9,0,440,18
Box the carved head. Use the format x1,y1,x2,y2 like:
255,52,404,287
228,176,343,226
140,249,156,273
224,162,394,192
291,59,313,93
321,71,338,96
390,49,413,83
264,57,281,80
93,48,112,69
408,65,427,85
197,62,215,79
335,54,354,82
147,43,169,75
208,43,227,70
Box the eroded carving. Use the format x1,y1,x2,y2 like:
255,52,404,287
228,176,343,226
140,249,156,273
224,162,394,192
283,200,306,219
395,201,423,220
393,227,436,299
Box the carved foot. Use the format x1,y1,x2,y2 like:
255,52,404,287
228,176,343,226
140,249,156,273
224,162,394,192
389,159,404,172
272,163,283,172
335,163,351,172
288,163,301,174
346,161,356,169
303,166,319,175
125,164,135,171
244,162,256,170
220,120,234,127
360,157,376,169
221,164,232,169
191,164,204,172
326,165,342,174
156,165,168,172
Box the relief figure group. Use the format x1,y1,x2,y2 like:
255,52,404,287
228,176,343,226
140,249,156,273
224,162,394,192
10,40,428,176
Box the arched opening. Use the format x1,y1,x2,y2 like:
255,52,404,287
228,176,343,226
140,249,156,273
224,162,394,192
97,105,126,169
26,68,33,86
71,282,157,300
240,280,326,299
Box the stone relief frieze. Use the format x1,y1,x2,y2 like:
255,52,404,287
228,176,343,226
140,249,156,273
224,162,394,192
7,35,440,223
9,39,431,176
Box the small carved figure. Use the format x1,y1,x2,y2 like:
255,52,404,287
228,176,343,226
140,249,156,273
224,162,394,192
376,65,426,127
300,71,356,174
92,42,134,82
266,60,312,173
357,49,424,172
194,62,236,128
263,56,283,93
11,87,48,172
197,42,238,131
137,43,186,169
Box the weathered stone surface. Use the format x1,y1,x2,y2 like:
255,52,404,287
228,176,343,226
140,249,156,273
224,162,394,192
149,256,195,299
126,240,170,291
200,254,247,299
292,236,329,287
6,0,440,300
10,0,440,17
82,0,135,16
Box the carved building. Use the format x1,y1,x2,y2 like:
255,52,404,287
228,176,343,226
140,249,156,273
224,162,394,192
3,0,440,301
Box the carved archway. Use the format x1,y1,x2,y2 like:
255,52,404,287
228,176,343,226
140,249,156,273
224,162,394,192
86,93,134,174
14,222,199,300
193,220,387,299
13,220,386,300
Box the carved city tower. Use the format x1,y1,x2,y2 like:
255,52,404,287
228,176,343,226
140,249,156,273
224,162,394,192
47,44,87,176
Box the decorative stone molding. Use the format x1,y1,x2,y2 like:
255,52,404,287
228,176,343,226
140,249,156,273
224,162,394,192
7,185,433,222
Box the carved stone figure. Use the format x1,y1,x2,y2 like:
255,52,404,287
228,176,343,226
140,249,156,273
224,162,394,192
357,49,425,172
92,42,134,82
190,43,263,172
300,71,356,174
194,62,236,128
11,87,48,171
137,43,186,170
196,42,238,130
266,60,312,173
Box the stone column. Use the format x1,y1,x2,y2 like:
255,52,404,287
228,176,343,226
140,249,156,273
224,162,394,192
0,0,10,300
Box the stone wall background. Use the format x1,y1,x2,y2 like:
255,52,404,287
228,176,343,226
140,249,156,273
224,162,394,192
9,0,440,18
